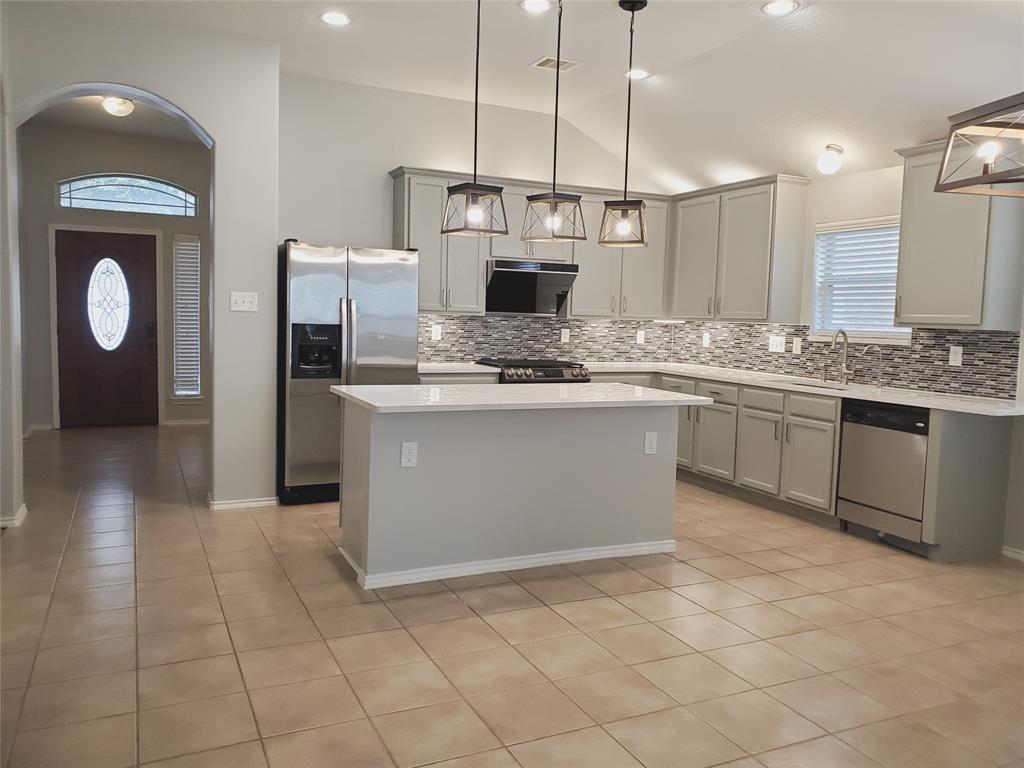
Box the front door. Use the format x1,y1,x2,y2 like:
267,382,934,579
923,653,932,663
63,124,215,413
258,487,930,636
55,230,158,427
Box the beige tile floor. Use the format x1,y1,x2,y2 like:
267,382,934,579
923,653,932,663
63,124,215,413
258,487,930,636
2,424,1023,768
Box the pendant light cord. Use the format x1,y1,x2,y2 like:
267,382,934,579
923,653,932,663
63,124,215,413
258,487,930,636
623,11,635,201
551,0,564,198
473,0,481,183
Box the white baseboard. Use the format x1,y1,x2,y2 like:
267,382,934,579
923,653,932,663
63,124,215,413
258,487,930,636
0,504,29,528
340,539,677,589
207,496,279,511
1002,545,1024,562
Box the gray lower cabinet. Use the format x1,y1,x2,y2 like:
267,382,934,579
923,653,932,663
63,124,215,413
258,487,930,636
736,407,783,494
659,377,696,468
780,415,836,511
695,403,737,481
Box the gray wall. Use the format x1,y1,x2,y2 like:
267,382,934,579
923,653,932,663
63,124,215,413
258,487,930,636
17,122,212,429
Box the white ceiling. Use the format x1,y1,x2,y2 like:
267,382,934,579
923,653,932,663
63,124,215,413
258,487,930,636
37,1,1024,192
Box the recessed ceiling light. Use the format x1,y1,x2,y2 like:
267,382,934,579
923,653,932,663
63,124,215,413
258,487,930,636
761,0,799,16
520,0,552,14
320,11,351,26
101,97,134,117
817,144,844,174
625,69,650,80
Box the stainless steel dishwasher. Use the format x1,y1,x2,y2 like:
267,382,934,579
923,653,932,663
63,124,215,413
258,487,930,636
837,400,930,542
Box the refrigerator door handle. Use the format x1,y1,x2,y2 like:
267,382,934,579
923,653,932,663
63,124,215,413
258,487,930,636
348,298,359,384
338,297,349,385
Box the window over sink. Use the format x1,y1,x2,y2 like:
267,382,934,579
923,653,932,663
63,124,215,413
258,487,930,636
812,216,909,343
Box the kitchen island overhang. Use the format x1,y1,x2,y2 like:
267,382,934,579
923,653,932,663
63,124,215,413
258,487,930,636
331,383,711,589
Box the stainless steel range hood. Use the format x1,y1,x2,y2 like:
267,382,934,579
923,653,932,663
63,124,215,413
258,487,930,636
485,259,578,318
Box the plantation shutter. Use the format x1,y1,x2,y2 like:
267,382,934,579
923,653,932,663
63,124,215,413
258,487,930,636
172,235,202,397
813,219,908,337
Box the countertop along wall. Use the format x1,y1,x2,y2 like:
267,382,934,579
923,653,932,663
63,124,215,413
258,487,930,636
17,122,213,430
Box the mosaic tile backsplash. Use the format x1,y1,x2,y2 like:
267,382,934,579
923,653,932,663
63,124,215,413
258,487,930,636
419,314,1020,399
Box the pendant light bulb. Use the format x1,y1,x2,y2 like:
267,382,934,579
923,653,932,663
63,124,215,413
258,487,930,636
615,216,633,236
545,213,563,232
977,141,1000,164
466,195,485,225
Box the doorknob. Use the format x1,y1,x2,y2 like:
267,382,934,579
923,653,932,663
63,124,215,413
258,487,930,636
145,322,156,339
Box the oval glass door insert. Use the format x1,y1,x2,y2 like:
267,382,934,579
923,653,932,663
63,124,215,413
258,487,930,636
87,257,131,350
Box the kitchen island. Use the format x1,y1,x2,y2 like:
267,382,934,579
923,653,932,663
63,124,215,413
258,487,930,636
331,383,710,588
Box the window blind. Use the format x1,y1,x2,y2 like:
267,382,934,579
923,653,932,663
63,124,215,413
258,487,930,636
172,235,202,397
813,221,908,337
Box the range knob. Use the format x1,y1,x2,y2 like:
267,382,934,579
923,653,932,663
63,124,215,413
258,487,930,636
580,368,589,378
571,369,580,378
507,368,519,379
525,369,534,378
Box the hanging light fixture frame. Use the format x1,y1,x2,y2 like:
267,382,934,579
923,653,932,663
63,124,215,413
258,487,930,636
522,0,586,243
934,91,1024,198
600,0,649,248
441,0,508,236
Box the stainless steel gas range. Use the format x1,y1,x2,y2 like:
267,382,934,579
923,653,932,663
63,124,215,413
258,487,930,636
476,358,591,383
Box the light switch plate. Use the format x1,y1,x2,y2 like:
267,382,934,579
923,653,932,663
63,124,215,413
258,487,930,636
431,325,443,341
768,335,786,353
636,330,646,344
792,338,802,354
949,345,963,367
400,442,418,468
230,291,258,312
701,332,711,348
560,328,570,343
644,431,658,455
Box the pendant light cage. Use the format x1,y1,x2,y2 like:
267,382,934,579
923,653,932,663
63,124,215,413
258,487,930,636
442,182,509,237
935,91,1024,197
443,0,508,236
521,0,586,244
599,199,648,247
601,0,649,248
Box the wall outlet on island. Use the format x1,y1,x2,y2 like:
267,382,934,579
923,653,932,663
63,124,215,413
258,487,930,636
636,330,646,344
702,332,711,348
792,338,802,354
400,442,418,468
643,432,658,455
560,328,570,343
768,335,786,353
949,345,963,366
430,324,443,341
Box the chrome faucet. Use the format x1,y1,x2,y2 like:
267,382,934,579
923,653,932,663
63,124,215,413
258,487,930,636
831,329,855,384
862,344,883,390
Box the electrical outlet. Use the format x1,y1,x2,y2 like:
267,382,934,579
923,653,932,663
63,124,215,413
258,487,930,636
431,324,443,341
429,387,441,402
229,291,258,312
636,330,646,344
701,332,711,348
643,431,658,455
792,338,802,354
560,328,570,343
948,345,963,367
400,442,418,468
768,335,786,353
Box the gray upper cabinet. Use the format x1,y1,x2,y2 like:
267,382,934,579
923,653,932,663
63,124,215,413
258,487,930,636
619,200,668,318
488,184,532,261
404,175,446,312
780,415,836,512
895,144,1023,330
668,176,806,323
736,407,783,494
670,195,719,319
717,185,773,319
570,197,622,317
695,403,737,481
445,230,485,314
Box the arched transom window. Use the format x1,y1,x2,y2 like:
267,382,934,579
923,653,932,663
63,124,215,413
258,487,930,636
58,175,197,217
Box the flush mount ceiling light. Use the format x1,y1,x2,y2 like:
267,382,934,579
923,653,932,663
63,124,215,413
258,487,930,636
816,144,844,174
600,0,649,248
441,0,508,237
319,11,351,26
761,0,799,16
625,68,650,80
522,0,585,244
101,97,134,117
935,91,1024,197
520,0,552,14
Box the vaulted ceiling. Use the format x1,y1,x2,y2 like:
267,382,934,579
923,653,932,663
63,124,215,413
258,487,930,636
38,1,1024,192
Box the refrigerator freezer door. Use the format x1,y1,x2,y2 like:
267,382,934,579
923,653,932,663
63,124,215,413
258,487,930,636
347,248,419,385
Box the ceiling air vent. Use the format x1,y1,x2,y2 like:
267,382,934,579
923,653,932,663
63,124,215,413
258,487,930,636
531,56,580,72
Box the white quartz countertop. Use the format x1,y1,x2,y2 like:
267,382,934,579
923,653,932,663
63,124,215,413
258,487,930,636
417,361,1024,417
331,382,712,414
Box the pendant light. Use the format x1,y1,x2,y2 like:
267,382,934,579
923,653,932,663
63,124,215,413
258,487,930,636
441,0,508,237
935,91,1024,197
600,0,648,248
521,0,586,244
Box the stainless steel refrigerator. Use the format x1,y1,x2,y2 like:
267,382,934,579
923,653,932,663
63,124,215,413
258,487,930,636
276,240,419,504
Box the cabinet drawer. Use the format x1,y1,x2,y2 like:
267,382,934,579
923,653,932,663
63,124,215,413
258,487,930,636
740,387,784,413
786,393,838,422
697,381,739,405
659,376,696,394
